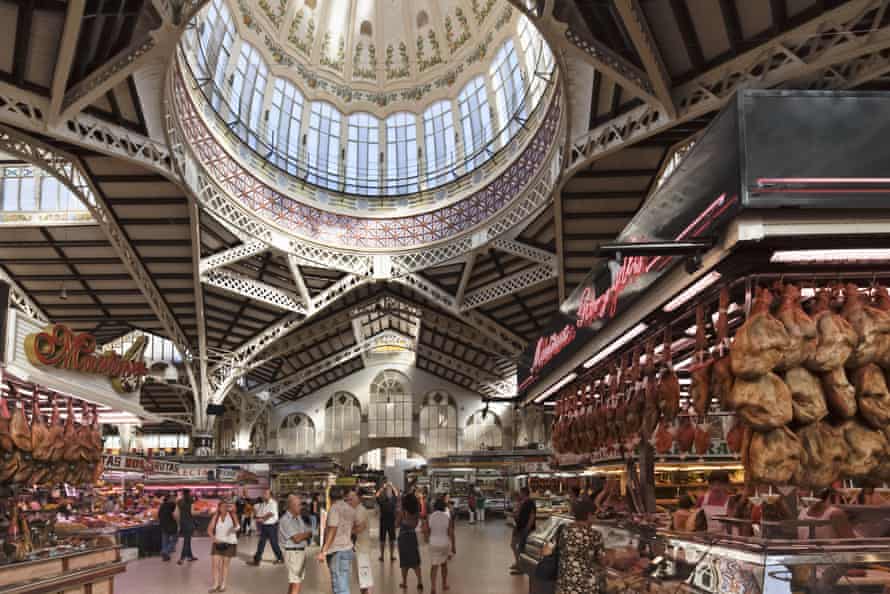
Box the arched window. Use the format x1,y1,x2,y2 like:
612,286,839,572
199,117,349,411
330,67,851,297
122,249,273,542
423,100,457,187
518,15,553,106
325,392,361,452
268,78,304,175
359,20,373,37
490,39,527,146
346,112,380,194
250,419,268,451
515,407,549,448
230,42,268,149
307,101,342,190
279,413,316,455
463,409,503,451
385,112,419,193
198,0,236,110
420,391,457,456
457,76,493,170
416,10,429,28
369,370,412,438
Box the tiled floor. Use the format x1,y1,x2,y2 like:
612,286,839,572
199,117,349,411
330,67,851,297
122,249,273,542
116,512,528,594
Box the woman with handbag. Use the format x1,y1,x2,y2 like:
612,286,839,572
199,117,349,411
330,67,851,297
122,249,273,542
540,499,604,594
208,500,239,593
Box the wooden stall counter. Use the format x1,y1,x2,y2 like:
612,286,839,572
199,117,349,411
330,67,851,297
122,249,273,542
0,546,125,594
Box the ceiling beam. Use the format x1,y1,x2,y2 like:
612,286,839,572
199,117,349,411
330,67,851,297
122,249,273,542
48,0,86,121
613,0,677,118
567,0,890,175
0,124,193,359
461,263,557,311
199,239,267,273
12,0,35,86
202,269,306,314
669,0,706,73
0,264,48,322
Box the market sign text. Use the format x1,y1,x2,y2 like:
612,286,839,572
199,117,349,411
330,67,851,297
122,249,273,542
25,324,148,393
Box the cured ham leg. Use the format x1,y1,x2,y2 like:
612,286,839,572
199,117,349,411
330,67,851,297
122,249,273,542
730,287,790,379
10,394,31,452
805,288,856,372
31,395,52,462
0,391,12,453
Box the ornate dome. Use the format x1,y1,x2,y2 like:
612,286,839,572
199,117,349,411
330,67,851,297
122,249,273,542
166,0,562,260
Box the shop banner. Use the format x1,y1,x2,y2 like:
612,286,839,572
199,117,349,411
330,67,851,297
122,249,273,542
104,454,180,475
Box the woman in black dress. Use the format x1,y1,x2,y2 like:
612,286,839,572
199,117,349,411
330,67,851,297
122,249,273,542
397,492,423,591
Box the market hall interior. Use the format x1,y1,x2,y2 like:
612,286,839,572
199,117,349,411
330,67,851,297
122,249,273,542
3,0,890,593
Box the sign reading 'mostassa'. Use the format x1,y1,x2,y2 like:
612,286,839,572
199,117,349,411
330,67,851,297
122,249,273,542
24,324,149,394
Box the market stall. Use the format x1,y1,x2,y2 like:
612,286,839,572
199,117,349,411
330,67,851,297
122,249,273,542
1,309,161,586
519,90,890,593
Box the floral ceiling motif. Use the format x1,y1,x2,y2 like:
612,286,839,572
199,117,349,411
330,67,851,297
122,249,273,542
234,0,515,89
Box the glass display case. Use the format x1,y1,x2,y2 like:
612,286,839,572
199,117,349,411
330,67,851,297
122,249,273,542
520,514,890,594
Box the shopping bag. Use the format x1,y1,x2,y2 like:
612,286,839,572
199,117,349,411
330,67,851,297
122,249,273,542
357,552,374,590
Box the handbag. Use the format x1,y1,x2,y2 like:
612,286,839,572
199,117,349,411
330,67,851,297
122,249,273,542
534,525,564,582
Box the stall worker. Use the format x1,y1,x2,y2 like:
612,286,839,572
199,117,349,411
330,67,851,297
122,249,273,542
698,471,730,533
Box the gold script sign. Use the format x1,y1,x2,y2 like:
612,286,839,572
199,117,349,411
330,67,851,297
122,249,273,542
24,324,148,394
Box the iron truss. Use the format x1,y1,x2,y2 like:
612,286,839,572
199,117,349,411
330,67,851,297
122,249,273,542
0,265,49,323
555,0,890,176
0,124,193,362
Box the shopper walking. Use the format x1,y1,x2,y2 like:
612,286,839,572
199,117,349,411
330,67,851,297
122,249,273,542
178,489,198,565
235,495,246,536
279,494,313,594
208,499,239,593
467,489,477,524
316,487,358,594
158,494,178,561
249,490,284,565
425,497,455,594
349,489,373,594
541,499,604,594
310,493,321,545
376,482,398,562
396,492,423,591
242,499,254,536
510,487,536,575
476,488,486,523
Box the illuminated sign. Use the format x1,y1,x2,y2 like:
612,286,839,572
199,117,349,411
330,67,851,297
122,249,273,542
24,324,148,393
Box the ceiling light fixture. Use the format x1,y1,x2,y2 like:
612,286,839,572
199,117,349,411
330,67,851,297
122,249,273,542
582,323,648,369
662,271,722,312
59,281,68,301
770,249,890,264
533,372,577,404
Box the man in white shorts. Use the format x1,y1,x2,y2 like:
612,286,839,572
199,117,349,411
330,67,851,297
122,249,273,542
348,489,372,594
278,494,314,594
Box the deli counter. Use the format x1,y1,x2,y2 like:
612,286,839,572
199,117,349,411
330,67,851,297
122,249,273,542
519,514,890,594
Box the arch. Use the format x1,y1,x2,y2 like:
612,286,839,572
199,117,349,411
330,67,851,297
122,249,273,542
463,408,503,451
306,100,343,190
369,370,412,438
345,112,380,194
325,391,361,452
416,10,429,29
422,100,457,187
279,413,316,455
457,76,493,170
419,390,457,456
359,20,373,37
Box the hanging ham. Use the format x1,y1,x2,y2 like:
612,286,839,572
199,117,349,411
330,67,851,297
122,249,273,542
874,285,890,370
675,416,695,453
745,426,801,484
838,419,888,478
10,394,31,452
690,303,711,417
657,328,680,422
727,371,793,430
776,283,818,370
62,399,81,463
710,286,733,408
47,396,64,462
625,350,644,437
0,390,12,453
31,395,53,462
821,366,858,419
730,287,790,379
693,422,711,456
726,418,745,453
793,422,846,489
783,366,828,425
654,422,674,454
805,288,857,372
853,363,890,429
842,283,890,368
641,338,660,438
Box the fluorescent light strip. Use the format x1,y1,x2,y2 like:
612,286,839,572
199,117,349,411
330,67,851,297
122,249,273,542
662,271,722,312
533,372,577,403
770,249,890,264
583,323,648,369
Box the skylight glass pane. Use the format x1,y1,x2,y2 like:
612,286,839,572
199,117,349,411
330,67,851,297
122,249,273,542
458,76,493,170
307,101,342,190
385,112,418,194
346,112,380,195
490,39,527,146
268,78,304,175
423,100,457,188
